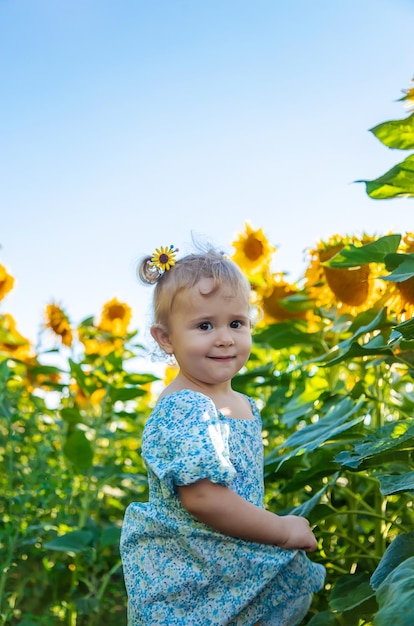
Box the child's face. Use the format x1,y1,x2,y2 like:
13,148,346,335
166,278,252,388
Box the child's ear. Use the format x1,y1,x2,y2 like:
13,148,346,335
151,324,173,355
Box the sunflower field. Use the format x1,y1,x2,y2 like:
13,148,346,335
1,80,414,626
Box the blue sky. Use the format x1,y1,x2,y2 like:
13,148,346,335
1,0,413,352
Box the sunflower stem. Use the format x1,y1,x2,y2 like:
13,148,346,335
373,365,387,559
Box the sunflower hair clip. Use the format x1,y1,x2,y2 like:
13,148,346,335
149,245,179,273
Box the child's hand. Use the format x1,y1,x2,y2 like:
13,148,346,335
278,515,318,552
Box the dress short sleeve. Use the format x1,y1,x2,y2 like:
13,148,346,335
142,390,237,493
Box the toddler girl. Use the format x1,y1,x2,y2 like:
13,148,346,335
120,245,325,625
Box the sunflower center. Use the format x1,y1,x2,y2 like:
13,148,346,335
317,246,371,306
107,305,127,320
263,285,304,321
159,253,169,264
324,266,371,306
397,277,414,305
244,236,264,261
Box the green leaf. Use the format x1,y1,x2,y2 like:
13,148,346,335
233,364,275,384
325,339,394,366
376,471,414,495
280,400,315,428
79,315,95,326
340,308,391,352
322,235,401,268
60,407,83,425
277,294,314,313
44,530,94,553
381,255,414,282
68,359,89,394
393,317,414,340
233,364,276,393
28,364,63,376
290,480,335,518
307,503,338,525
123,373,159,385
109,386,146,402
371,532,414,590
357,154,414,199
307,612,340,626
348,307,390,335
99,525,121,548
383,252,412,271
280,448,340,491
254,320,322,349
270,398,364,468
335,421,414,469
370,113,414,150
75,597,100,614
373,556,414,626
63,429,93,471
329,573,375,612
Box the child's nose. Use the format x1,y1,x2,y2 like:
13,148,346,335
215,328,234,346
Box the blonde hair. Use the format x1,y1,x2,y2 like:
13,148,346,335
138,248,251,327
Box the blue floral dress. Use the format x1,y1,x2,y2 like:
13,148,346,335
120,389,325,625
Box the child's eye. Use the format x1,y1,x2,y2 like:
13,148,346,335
230,320,243,329
198,322,213,331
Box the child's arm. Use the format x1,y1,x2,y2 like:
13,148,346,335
177,479,318,552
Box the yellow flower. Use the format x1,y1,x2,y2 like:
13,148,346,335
77,332,100,356
402,232,414,252
45,303,73,347
0,264,14,301
98,298,132,337
394,278,414,316
383,232,414,319
231,223,276,275
304,234,386,314
258,274,307,325
78,327,121,357
163,363,179,386
70,381,106,409
0,313,32,360
150,245,178,272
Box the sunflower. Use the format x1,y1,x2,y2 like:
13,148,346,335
383,232,414,319
97,298,132,337
45,303,73,347
150,245,178,272
0,313,32,360
256,273,308,326
70,381,106,409
0,264,14,301
231,222,276,276
78,326,121,357
394,278,414,316
304,234,387,314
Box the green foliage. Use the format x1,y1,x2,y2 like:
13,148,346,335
374,556,414,626
322,235,402,267
0,328,151,625
360,155,414,199
1,296,414,625
235,299,414,625
357,78,414,199
371,113,414,150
